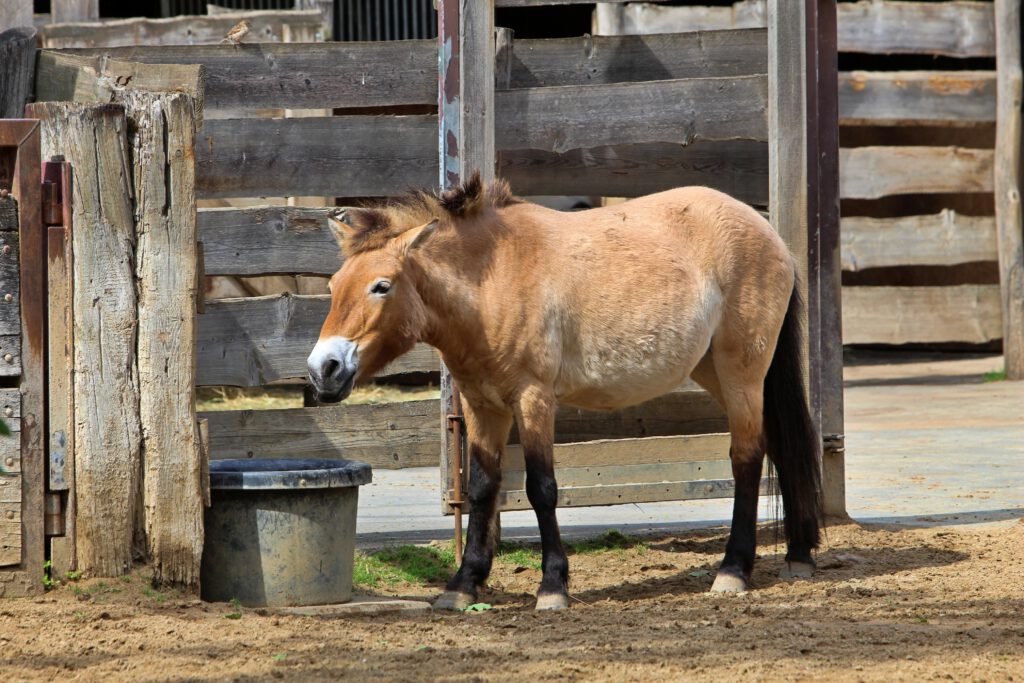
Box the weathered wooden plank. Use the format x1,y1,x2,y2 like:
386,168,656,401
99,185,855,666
51,0,99,23
0,336,20,378
506,432,731,471
32,102,142,577
842,285,1002,344
124,91,203,588
63,40,437,112
0,0,33,32
839,71,996,126
195,115,438,199
500,458,735,493
35,52,205,126
0,27,37,118
196,295,439,386
202,399,440,469
497,478,771,512
509,29,767,88
840,146,995,200
498,76,767,154
842,211,997,271
596,1,995,58
503,140,768,204
994,0,1024,379
198,206,340,276
0,218,22,372
37,9,325,49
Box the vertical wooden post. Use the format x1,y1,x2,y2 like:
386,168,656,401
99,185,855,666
124,91,203,587
0,2,33,33
0,27,37,119
439,0,496,562
995,0,1024,380
30,102,142,577
51,0,100,24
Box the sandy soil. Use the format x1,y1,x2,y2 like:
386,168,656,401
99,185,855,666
2,519,1021,682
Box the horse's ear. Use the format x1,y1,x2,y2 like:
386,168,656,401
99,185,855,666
402,218,439,256
327,208,358,245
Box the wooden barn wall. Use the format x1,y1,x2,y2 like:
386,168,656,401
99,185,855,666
593,0,1006,350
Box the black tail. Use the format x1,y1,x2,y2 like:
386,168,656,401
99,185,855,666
763,284,822,557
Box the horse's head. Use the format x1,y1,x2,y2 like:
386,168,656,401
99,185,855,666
307,208,439,402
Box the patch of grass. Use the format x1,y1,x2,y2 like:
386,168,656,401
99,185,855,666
354,544,456,589
569,529,645,555
42,560,56,590
65,570,82,581
141,586,168,604
225,597,244,620
983,368,1007,382
495,542,542,571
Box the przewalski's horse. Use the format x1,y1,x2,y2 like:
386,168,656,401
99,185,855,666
307,174,821,610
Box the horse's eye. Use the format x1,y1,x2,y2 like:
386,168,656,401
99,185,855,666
370,279,392,295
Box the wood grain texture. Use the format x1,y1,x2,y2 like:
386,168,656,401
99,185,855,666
32,102,141,577
0,391,21,567
842,285,1002,344
195,115,438,199
0,1,33,32
0,216,22,377
839,70,996,126
37,9,325,49
496,76,767,153
596,1,995,58
0,27,37,118
124,91,203,587
994,0,1024,378
840,146,995,199
497,477,769,512
51,0,99,23
841,211,997,271
196,294,439,386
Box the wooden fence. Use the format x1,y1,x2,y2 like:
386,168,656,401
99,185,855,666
3,0,842,587
595,0,1024,378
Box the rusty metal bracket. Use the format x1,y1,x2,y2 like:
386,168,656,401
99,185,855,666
41,156,65,228
823,433,845,455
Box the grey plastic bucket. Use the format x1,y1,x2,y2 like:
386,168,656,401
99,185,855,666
200,458,372,608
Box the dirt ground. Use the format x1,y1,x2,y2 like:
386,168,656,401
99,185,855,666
1,519,1021,682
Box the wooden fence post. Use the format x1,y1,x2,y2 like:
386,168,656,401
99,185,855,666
30,102,142,577
0,27,37,119
124,91,203,587
995,0,1024,380
51,0,100,24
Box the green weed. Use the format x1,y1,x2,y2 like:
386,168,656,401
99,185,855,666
495,542,542,570
225,598,243,620
984,368,1007,382
354,545,456,589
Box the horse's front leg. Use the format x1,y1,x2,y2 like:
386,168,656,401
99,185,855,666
516,385,570,610
435,400,512,611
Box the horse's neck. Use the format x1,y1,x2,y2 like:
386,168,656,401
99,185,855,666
408,251,480,358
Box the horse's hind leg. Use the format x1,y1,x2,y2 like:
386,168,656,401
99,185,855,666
435,401,512,611
516,385,570,610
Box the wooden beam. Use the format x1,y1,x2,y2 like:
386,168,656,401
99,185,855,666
0,390,23,568
0,28,37,118
840,146,995,200
31,102,141,577
37,9,325,49
196,294,439,386
124,91,203,587
497,477,770,512
195,115,437,199
0,1,32,32
51,0,99,24
994,0,1024,379
496,76,767,154
842,285,1002,345
593,0,766,34
842,211,997,270
839,71,997,126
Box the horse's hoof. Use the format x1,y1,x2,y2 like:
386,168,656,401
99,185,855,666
779,561,815,580
535,593,570,611
434,591,475,611
710,572,748,593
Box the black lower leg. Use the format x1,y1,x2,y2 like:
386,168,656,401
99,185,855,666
525,454,568,597
719,455,763,581
446,447,500,595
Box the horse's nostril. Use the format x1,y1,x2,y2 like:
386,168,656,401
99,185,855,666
324,359,340,379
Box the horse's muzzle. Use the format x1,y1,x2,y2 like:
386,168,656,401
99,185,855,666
307,336,359,403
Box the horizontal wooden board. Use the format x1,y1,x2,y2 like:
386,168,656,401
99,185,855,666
0,229,21,337
501,458,735,492
496,76,767,153
0,386,22,565
37,9,325,49
506,432,731,471
842,285,1002,344
198,206,341,276
202,399,440,469
62,40,437,111
503,140,769,203
0,335,21,378
842,211,997,270
195,115,438,199
601,1,995,57
839,146,994,200
839,70,996,126
496,477,770,512
196,294,438,386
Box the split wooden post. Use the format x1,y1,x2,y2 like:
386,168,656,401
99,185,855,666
30,102,142,577
994,0,1024,380
123,90,203,587
439,0,496,562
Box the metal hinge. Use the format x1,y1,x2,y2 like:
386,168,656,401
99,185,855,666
44,493,65,537
823,433,845,455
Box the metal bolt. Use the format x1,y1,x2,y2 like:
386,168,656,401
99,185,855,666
3,294,11,302
4,510,13,520
3,457,11,467
3,407,11,417
49,154,65,163
299,478,307,487
3,354,12,363
2,245,10,255
0,189,8,198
